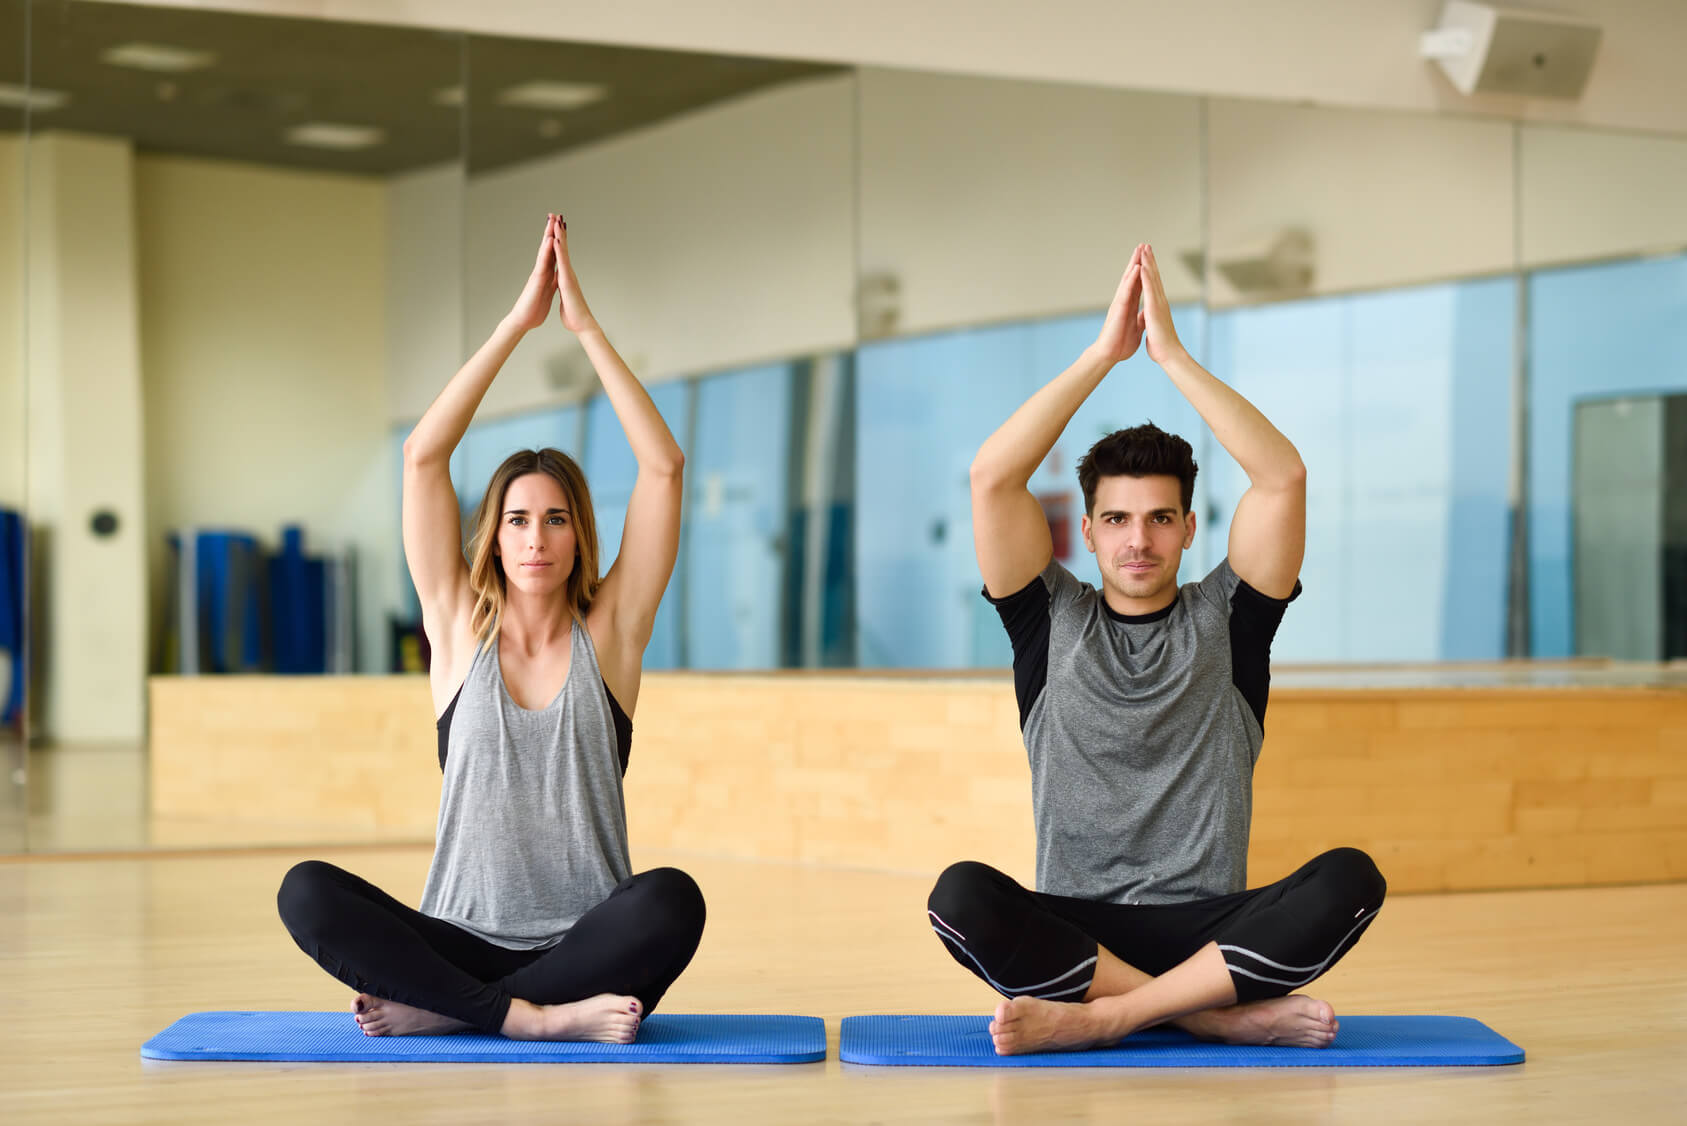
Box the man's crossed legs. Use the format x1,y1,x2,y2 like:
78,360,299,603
927,848,1386,1055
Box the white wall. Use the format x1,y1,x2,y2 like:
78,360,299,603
386,162,465,425
857,69,1204,335
1520,125,1687,266
386,73,858,424
106,0,1687,136
136,155,394,676
468,73,857,409
1205,99,1517,305
26,134,149,742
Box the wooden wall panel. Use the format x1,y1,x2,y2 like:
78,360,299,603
149,674,1687,892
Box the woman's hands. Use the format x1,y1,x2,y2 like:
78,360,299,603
550,214,600,336
505,214,562,333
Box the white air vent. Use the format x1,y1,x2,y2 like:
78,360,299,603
1420,2,1601,99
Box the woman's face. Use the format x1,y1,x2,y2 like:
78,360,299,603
495,472,577,597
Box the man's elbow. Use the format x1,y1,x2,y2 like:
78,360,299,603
1261,457,1306,493
969,457,1013,495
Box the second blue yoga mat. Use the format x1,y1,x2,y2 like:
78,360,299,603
839,1014,1523,1067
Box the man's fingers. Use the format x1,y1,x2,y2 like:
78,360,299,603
1114,262,1141,307
1141,247,1168,313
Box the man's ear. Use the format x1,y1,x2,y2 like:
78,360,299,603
1081,512,1095,553
1183,509,1197,550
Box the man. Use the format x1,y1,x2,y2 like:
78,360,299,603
929,243,1385,1055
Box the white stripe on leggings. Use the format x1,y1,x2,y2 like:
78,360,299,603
927,908,967,944
928,912,1097,999
1219,908,1381,987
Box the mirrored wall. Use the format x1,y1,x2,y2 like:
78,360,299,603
6,0,1687,851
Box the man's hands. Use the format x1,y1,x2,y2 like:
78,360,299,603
1137,243,1187,367
1089,242,1187,370
1090,244,1145,366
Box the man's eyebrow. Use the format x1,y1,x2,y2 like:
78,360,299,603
1098,506,1179,517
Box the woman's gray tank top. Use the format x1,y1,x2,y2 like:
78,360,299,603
418,619,632,949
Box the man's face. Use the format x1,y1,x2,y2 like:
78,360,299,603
1081,474,1196,609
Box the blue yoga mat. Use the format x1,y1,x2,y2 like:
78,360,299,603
142,1011,827,1064
839,1014,1523,1068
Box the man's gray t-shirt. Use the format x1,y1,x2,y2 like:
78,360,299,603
988,557,1298,905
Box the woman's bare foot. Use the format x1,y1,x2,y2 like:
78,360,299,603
1180,994,1339,1048
350,993,473,1037
988,995,1118,1055
500,994,643,1043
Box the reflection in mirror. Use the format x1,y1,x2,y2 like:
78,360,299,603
1,0,28,850
1204,99,1519,663
20,0,464,849
405,42,857,670
854,70,1206,667
1518,123,1687,660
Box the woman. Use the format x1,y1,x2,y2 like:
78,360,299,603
278,214,703,1042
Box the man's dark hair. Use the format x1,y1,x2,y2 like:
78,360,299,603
1077,423,1198,514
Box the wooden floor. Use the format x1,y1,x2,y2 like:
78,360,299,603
2,846,1683,1124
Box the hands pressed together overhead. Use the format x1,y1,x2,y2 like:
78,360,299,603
1092,243,1185,369
507,213,599,336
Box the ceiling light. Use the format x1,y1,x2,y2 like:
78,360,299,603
101,43,218,73
283,123,387,151
432,85,464,108
497,81,607,111
0,84,69,112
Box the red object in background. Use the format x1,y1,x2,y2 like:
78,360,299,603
1037,492,1073,561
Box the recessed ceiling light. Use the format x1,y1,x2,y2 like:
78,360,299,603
497,81,607,111
0,83,69,112
101,43,217,73
283,123,387,151
433,85,464,108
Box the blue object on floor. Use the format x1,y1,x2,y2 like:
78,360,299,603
838,1014,1523,1068
141,1011,826,1064
0,508,25,727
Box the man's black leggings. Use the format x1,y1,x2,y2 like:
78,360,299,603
927,848,1386,1005
277,861,706,1034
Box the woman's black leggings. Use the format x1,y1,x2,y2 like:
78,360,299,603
927,847,1386,1005
277,861,706,1034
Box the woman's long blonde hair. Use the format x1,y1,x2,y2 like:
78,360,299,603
466,448,600,645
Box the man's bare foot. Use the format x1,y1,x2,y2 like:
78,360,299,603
500,994,643,1043
1181,994,1339,1048
988,995,1118,1055
350,993,473,1037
